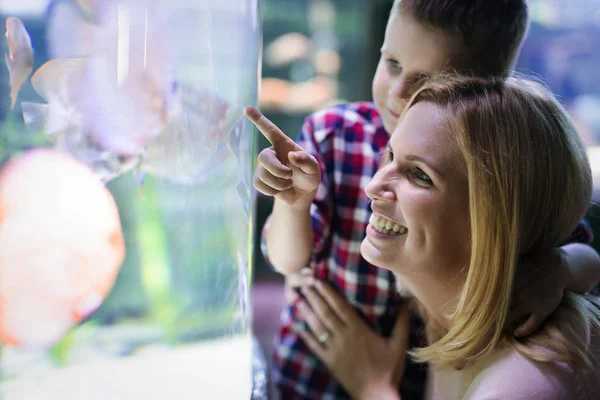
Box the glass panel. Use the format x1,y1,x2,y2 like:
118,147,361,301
0,0,260,398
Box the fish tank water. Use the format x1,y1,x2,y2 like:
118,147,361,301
0,0,261,398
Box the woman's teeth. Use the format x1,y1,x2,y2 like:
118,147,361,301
369,215,408,236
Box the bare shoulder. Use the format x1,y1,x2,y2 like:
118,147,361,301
463,347,597,400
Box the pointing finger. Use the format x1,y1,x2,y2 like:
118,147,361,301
245,106,294,148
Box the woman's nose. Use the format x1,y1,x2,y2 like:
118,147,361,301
365,169,397,202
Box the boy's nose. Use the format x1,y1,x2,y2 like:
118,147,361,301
390,75,413,101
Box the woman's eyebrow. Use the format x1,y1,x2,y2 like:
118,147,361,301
405,153,445,179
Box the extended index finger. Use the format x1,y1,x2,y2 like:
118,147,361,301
245,106,292,147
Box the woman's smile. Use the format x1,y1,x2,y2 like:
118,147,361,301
366,214,408,246
368,213,407,236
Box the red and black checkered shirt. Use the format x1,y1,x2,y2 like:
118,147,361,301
260,102,594,400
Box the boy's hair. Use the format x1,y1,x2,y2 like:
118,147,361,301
393,0,529,77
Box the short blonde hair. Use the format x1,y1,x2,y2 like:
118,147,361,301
403,74,600,370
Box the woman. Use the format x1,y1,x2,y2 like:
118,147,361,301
294,75,600,399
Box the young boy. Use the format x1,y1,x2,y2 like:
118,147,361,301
248,0,600,398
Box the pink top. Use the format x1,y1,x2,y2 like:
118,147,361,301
426,333,600,400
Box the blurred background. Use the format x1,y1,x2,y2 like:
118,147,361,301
250,0,600,379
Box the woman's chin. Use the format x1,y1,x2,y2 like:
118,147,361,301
360,239,393,272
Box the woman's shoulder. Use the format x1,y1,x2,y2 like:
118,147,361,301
463,343,600,400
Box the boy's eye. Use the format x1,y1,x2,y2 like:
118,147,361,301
386,58,402,71
410,168,433,188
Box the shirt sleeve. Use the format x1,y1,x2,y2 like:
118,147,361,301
259,114,334,271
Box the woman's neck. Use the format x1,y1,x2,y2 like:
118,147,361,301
396,269,465,330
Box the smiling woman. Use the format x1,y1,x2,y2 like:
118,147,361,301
296,74,600,400
368,74,600,398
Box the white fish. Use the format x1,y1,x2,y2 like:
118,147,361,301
80,0,181,155
22,58,143,183
4,17,34,110
74,0,103,20
139,83,244,186
45,0,181,156
22,59,243,186
26,58,85,138
46,1,100,59
24,0,244,188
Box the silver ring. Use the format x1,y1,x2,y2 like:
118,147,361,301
317,331,329,344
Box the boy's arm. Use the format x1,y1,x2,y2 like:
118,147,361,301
562,219,600,293
264,200,315,275
562,242,600,293
512,219,598,337
255,111,333,276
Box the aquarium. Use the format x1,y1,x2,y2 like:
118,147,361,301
0,0,261,398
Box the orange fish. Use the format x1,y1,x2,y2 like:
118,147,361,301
0,148,125,348
4,17,34,110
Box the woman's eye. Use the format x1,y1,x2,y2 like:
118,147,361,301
380,147,393,165
387,149,394,162
410,168,433,188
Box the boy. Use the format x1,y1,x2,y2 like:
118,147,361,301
249,0,600,398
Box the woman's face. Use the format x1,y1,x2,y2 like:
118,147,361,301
361,101,471,277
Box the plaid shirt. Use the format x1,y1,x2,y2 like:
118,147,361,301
260,102,594,400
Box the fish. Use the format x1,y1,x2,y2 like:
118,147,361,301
22,58,145,183
22,59,244,186
138,83,244,186
74,0,103,21
0,148,125,348
46,1,100,59
44,0,181,156
73,0,181,156
26,58,85,139
24,0,245,189
4,17,34,110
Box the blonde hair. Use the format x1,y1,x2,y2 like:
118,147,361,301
402,74,600,370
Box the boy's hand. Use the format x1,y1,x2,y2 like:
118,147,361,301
509,249,566,338
284,267,315,302
245,107,321,209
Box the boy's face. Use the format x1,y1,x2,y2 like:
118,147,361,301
372,10,470,134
